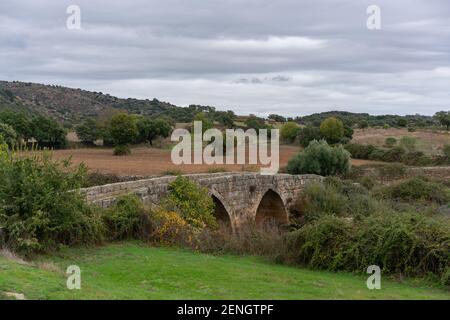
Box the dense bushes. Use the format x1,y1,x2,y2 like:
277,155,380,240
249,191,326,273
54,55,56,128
162,176,216,229
281,212,450,282
0,147,103,255
280,177,450,284
376,177,450,204
344,142,446,165
103,195,149,240
287,140,351,176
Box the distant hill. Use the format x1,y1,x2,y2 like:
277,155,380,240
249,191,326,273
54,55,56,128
0,80,199,125
297,110,437,128
0,80,439,129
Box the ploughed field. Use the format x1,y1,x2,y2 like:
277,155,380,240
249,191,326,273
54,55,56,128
1,242,449,300
25,145,380,176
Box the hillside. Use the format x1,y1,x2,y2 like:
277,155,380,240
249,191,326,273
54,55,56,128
0,80,195,125
0,80,441,129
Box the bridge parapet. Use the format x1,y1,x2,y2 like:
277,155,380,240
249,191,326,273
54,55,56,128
81,172,323,228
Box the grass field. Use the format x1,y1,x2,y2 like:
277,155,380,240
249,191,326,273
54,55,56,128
1,242,448,300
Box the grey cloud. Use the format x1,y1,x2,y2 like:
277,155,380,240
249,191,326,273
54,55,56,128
0,0,449,116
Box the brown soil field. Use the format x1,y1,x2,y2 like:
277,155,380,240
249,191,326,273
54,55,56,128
353,128,450,155
36,145,299,176
30,144,380,176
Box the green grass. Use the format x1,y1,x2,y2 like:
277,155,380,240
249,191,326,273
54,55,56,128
0,242,449,300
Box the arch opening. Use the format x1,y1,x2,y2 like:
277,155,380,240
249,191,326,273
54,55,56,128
255,190,288,227
211,195,232,231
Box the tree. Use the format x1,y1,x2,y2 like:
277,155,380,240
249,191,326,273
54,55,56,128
0,111,32,140
193,112,214,133
435,111,450,130
319,117,344,144
297,126,322,148
31,116,67,149
245,115,269,131
137,117,172,145
280,122,300,143
0,123,18,147
287,140,351,176
397,118,408,127
109,114,138,154
75,118,99,145
359,120,369,129
268,114,287,123
214,111,235,128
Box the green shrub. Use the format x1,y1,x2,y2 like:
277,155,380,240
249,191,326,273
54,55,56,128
163,176,216,229
280,212,450,281
0,148,104,255
113,144,131,156
287,140,351,176
344,143,377,159
377,163,406,179
385,137,397,148
294,182,348,222
381,146,406,162
348,213,450,278
377,177,450,204
103,194,149,240
359,176,376,190
443,144,450,158
282,216,353,270
399,136,417,152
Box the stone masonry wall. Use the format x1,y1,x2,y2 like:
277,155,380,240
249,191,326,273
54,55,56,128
81,172,323,228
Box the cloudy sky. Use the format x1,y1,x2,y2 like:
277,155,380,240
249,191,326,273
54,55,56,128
1,0,449,116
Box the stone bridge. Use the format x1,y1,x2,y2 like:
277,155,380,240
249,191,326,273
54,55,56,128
82,173,323,230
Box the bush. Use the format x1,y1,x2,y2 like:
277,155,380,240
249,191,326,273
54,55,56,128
443,144,450,158
280,212,450,281
103,194,150,240
113,144,131,156
163,176,216,229
399,136,417,152
282,216,353,270
348,213,450,278
359,176,376,190
377,163,406,180
287,140,351,176
149,208,192,246
344,143,377,159
377,177,450,204
293,182,348,222
385,137,397,148
0,148,104,255
380,146,406,162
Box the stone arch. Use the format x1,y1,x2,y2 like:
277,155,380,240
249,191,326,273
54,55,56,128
255,189,288,227
209,191,233,231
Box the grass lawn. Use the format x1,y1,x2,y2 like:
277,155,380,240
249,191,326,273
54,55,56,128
0,242,448,300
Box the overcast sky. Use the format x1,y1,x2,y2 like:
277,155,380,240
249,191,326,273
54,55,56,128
1,0,449,116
